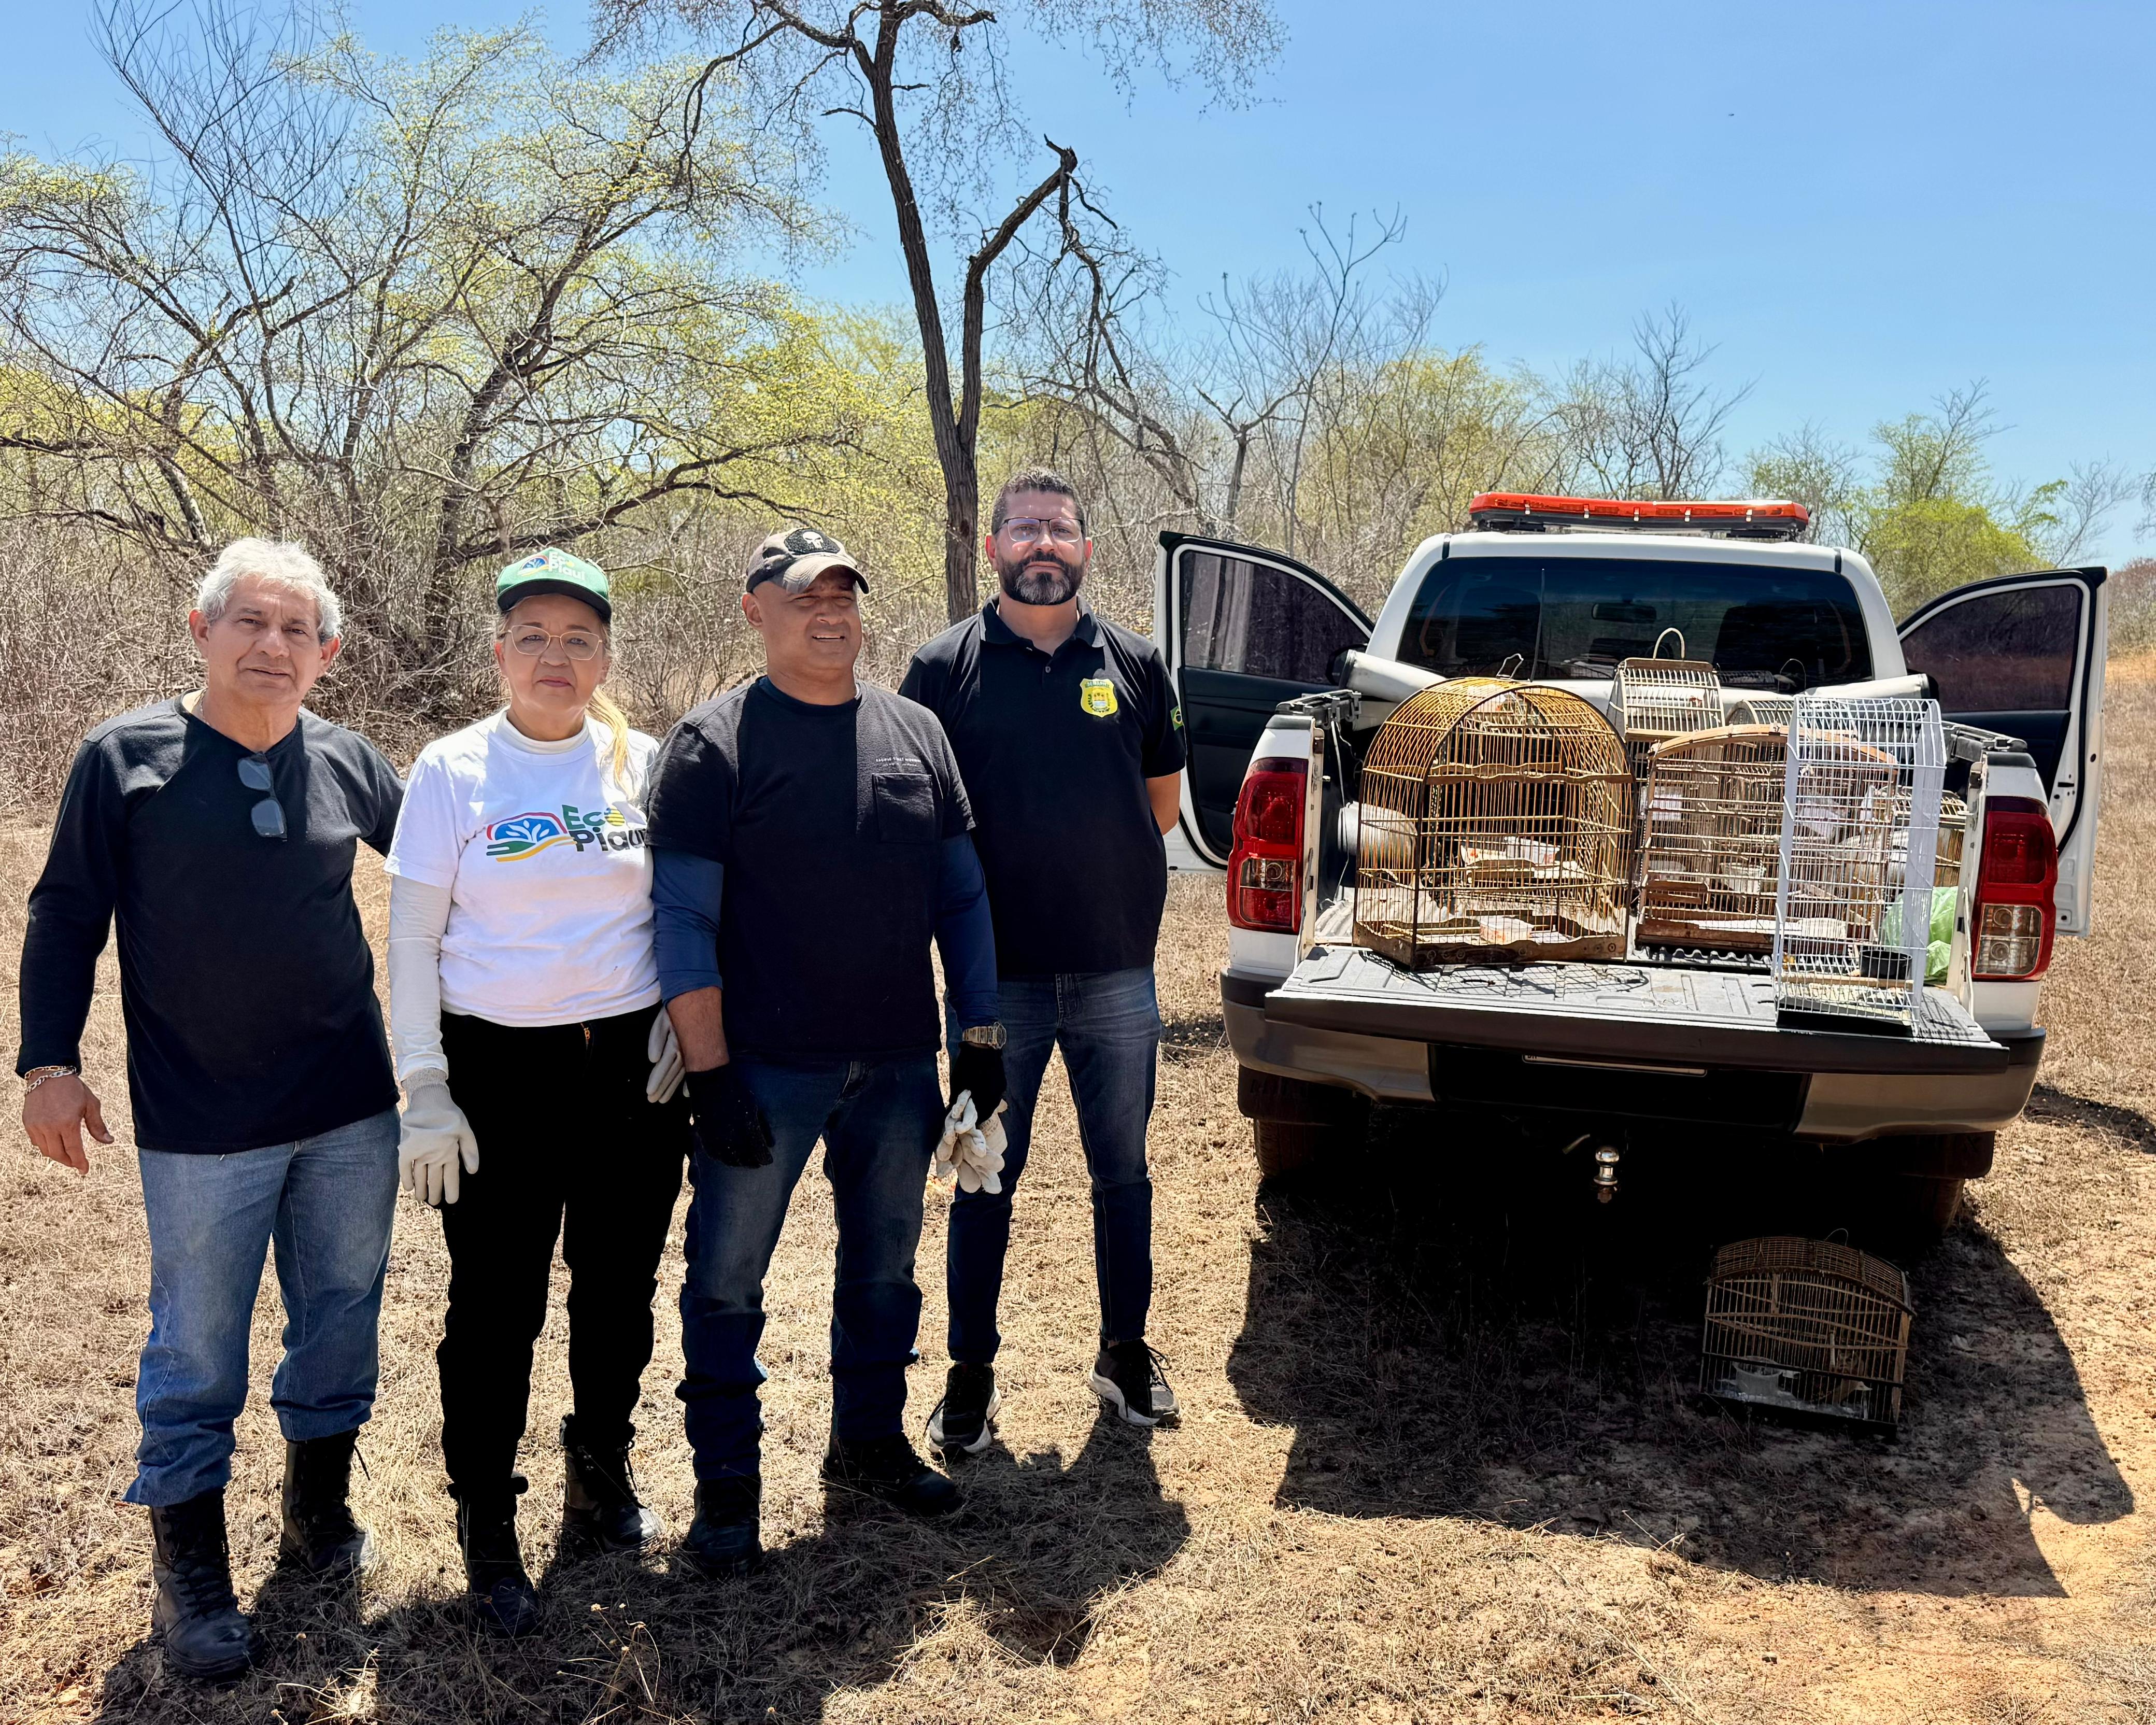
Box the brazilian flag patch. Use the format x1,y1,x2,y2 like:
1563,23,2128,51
1079,676,1119,718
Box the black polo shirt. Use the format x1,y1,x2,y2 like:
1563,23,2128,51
900,600,1186,977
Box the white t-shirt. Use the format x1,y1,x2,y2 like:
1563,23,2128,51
386,710,662,1028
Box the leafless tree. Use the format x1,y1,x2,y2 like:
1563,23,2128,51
0,2,839,712
590,0,1284,623
1552,303,1752,500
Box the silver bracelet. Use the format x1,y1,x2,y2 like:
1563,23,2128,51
22,1065,80,1093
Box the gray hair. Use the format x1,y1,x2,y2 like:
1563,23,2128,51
195,539,343,643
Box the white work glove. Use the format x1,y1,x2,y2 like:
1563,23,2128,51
931,1090,1009,1195
646,1005,685,1106
399,1079,480,1207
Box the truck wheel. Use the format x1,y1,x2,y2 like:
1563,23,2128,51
1841,1172,1966,1257
1252,1118,1361,1181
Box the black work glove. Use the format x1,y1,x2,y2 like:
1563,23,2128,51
684,1064,774,1168
948,1040,1006,1121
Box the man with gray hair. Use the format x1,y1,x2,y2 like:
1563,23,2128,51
16,538,404,1679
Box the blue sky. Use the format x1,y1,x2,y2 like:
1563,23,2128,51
6,0,2150,566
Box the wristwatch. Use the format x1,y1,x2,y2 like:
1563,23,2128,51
959,1023,1007,1050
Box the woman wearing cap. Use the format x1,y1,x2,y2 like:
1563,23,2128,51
385,548,690,1635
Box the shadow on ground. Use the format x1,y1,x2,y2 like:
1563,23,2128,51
88,1417,1188,1722
1226,1105,2133,1598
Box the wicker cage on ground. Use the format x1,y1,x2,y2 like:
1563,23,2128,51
1354,681,1634,968
1700,1236,1913,1432
1613,657,1723,783
1635,725,1788,954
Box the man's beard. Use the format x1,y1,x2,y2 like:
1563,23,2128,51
994,547,1085,606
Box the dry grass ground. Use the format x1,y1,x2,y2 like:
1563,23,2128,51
4,687,2155,1724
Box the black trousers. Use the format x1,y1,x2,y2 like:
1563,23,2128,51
436,1008,690,1495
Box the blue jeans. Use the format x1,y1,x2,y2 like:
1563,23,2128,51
126,1109,400,1507
676,1055,941,1479
946,969,1160,1366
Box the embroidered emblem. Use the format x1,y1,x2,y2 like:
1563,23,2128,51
1079,676,1119,718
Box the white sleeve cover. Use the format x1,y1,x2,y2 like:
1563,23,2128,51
388,873,456,1086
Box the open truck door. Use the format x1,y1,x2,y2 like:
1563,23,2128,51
1155,531,1370,868
1898,567,2108,935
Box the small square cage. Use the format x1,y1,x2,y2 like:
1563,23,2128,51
1613,657,1723,783
1700,1236,1913,1433
1355,682,1635,968
1772,695,1947,1031
1635,725,1788,954
1934,792,1969,889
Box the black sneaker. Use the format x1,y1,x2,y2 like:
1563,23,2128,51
925,1363,1000,1457
680,1475,762,1578
1090,1341,1179,1427
820,1434,961,1516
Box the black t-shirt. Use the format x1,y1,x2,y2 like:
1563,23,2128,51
17,699,405,1153
644,677,972,1059
900,601,1188,976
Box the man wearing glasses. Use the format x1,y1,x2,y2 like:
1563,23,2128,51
16,539,404,1679
900,468,1188,1455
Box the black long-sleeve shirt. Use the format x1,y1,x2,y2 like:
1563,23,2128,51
17,698,404,1153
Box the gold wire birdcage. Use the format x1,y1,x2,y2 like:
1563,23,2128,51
1354,682,1634,968
1935,792,1969,888
1613,657,1723,783
1635,725,1789,954
1700,1236,1913,1432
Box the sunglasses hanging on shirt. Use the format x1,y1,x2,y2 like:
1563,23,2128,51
238,755,287,841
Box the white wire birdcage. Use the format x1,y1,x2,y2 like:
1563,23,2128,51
1772,696,1947,1030
1613,657,1723,783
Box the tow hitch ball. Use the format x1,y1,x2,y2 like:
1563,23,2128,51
1561,1134,1624,1203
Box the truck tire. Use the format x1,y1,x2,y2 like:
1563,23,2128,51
1238,1068,1370,1183
1827,1134,1990,1258
1252,1118,1362,1181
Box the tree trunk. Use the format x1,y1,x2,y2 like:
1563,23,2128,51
944,468,980,623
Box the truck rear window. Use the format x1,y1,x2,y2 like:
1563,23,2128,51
1397,556,1873,690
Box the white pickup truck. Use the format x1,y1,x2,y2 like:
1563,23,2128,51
1155,495,2108,1247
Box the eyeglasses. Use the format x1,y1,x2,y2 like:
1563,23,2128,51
507,626,606,661
238,755,286,841
999,517,1084,547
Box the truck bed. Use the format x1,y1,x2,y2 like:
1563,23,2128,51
1266,943,2009,1077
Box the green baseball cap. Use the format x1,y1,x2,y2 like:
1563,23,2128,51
495,547,611,624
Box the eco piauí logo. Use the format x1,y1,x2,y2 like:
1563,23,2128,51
484,803,647,861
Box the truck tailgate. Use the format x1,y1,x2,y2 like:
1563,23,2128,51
1266,945,2009,1076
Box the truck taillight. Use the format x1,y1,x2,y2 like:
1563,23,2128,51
1227,756,1308,932
1971,796,2058,980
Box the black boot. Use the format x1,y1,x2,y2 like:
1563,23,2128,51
453,1480,540,1637
821,1435,961,1517
148,1490,257,1681
680,1475,761,1578
560,1416,662,1553
278,1431,377,1580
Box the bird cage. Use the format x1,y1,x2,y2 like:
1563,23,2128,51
1773,696,1947,1031
1729,693,1795,727
1355,682,1634,968
1635,725,1788,954
1700,1236,1913,1432
1934,793,1969,888
1613,658,1723,783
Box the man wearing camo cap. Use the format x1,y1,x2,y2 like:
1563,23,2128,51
643,526,1003,1574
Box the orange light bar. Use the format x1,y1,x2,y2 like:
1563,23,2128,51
1467,493,1810,540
